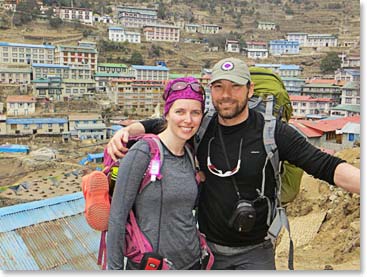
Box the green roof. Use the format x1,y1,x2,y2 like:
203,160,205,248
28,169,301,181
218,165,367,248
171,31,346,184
63,79,96,84
94,72,126,77
169,73,201,79
97,63,127,68
331,104,360,113
57,45,97,54
343,82,359,89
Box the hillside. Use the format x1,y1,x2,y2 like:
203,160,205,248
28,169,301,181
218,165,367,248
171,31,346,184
0,0,360,77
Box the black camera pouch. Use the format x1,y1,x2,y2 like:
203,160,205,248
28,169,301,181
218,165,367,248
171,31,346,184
228,199,256,233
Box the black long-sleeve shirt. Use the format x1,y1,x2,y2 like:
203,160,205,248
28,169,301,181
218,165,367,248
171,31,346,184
142,109,345,246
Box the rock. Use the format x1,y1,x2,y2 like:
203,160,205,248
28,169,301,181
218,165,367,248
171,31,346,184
324,265,333,270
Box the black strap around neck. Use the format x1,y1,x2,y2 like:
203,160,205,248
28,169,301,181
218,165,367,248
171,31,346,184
216,120,242,201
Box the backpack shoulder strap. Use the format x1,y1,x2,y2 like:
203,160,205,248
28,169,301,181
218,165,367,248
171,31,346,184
194,110,216,152
131,134,164,193
262,95,294,270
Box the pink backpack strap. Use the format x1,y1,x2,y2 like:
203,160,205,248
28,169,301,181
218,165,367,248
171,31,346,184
129,134,164,193
97,231,108,270
198,232,214,270
102,147,119,174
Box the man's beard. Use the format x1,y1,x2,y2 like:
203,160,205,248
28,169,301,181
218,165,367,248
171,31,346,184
213,97,248,120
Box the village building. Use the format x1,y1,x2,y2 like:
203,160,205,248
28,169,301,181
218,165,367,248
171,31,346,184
278,64,302,77
282,77,305,96
243,41,268,59
97,63,129,74
143,24,180,42
68,113,106,140
286,32,308,46
301,83,342,102
0,66,32,84
5,117,68,136
54,6,93,25
54,45,98,73
330,104,360,117
290,116,360,151
32,76,63,101
0,41,55,65
130,64,169,81
289,95,336,118
257,21,277,30
305,34,337,48
6,95,36,116
200,24,221,34
32,63,93,80
108,26,141,43
286,33,338,48
225,40,240,53
334,69,360,82
254,63,302,77
185,23,200,33
340,55,360,69
93,14,113,24
110,79,164,117
340,81,360,106
116,6,157,28
269,40,299,55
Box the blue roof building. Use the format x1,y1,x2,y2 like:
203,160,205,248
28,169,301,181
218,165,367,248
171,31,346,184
0,193,101,270
131,65,169,81
269,40,299,55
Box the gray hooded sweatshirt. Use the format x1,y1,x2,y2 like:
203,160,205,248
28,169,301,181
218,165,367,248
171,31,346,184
107,139,201,270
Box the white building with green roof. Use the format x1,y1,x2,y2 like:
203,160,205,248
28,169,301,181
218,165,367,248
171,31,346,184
116,6,157,28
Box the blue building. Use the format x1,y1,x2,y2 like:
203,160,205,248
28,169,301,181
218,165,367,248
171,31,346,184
269,40,299,55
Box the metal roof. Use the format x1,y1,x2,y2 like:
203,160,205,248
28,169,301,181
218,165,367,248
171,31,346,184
32,63,69,69
341,122,360,134
0,42,55,49
132,65,169,71
6,118,67,124
0,192,101,270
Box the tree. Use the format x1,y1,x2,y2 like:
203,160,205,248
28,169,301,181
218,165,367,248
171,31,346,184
157,2,166,20
49,17,63,28
130,51,144,65
320,52,342,74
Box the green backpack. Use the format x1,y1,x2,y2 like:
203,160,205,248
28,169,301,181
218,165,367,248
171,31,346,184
249,67,304,204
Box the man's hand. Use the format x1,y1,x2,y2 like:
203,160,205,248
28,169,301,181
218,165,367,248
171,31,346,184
107,128,130,161
106,122,146,161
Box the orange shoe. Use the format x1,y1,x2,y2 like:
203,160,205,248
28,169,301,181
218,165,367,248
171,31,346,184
81,171,110,231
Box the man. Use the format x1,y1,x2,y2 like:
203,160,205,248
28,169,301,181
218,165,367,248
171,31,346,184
107,57,360,270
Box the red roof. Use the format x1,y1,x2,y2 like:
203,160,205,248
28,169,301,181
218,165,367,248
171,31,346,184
306,79,346,86
293,116,360,133
289,119,323,138
246,41,267,46
289,95,333,102
6,95,36,103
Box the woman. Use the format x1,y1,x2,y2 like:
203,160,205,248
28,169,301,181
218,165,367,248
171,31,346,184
107,77,206,270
